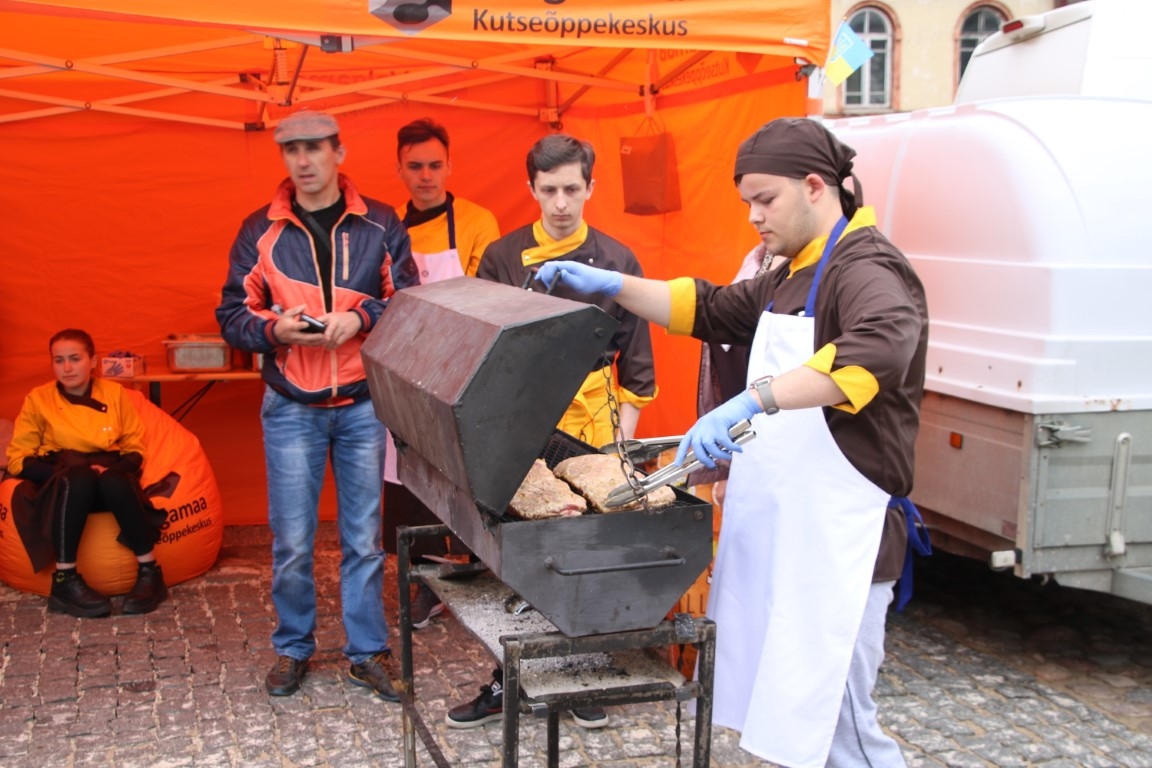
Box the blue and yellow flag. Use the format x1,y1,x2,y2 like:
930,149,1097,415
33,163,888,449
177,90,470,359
825,21,875,86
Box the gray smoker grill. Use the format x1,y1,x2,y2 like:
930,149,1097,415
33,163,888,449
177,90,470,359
362,277,713,637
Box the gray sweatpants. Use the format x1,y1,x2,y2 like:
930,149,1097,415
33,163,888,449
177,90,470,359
826,580,907,768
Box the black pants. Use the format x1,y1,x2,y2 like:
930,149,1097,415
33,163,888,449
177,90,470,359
52,465,154,563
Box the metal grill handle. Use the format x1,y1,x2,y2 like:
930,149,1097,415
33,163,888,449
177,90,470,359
543,547,685,576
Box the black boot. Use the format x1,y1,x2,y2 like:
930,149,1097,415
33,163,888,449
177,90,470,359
48,569,112,618
123,562,167,615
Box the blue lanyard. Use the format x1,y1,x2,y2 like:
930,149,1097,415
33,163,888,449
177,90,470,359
766,216,849,315
892,496,933,612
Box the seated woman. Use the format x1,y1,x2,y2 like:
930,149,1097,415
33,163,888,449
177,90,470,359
5,329,167,617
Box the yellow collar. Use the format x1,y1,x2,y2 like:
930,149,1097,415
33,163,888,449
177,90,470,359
786,207,877,277
521,220,589,266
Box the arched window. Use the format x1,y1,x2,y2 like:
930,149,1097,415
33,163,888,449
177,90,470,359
844,8,893,110
959,6,1006,81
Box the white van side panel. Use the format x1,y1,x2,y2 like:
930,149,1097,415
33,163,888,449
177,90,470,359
830,99,1152,414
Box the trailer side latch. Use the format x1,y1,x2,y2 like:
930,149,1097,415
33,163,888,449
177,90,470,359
1035,421,1092,448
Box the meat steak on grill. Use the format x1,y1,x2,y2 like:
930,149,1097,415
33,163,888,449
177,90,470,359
507,459,588,520
553,453,676,513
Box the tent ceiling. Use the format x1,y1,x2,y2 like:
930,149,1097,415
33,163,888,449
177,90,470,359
0,0,829,128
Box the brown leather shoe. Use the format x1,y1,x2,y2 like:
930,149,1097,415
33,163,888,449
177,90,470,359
348,652,400,703
122,562,168,615
266,655,308,696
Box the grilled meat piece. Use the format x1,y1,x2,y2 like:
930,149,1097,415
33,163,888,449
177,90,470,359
507,459,588,520
553,453,676,513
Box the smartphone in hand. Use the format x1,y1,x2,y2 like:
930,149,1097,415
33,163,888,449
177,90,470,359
271,304,326,333
299,313,327,333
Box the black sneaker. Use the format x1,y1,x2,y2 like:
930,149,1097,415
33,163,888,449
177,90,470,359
123,562,168,615
266,655,307,696
48,569,112,618
570,706,609,729
411,582,445,629
348,652,400,703
446,677,503,728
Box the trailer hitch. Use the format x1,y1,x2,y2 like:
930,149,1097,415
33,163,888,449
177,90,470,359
1035,421,1092,448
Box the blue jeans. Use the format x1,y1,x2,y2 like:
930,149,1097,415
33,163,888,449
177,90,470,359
261,387,389,665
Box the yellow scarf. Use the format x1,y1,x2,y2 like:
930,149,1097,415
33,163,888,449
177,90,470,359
521,220,589,266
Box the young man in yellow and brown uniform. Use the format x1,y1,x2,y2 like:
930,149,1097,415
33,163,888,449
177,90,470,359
445,133,658,731
476,133,656,446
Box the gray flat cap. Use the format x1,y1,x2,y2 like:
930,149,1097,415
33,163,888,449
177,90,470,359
274,111,340,143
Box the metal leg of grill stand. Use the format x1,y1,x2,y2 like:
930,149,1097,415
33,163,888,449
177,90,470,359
398,524,454,768
498,637,562,768
546,708,560,767
397,526,417,768
693,620,717,768
502,638,523,767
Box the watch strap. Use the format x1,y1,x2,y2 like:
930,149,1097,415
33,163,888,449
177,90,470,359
751,375,780,415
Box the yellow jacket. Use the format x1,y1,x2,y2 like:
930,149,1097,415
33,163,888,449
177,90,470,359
6,378,146,477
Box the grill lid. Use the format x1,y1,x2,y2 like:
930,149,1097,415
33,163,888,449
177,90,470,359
362,277,619,516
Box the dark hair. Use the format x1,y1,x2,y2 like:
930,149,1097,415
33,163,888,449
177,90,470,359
397,118,450,159
49,328,95,357
526,134,595,185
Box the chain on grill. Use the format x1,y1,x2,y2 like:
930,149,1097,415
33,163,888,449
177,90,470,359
603,362,649,512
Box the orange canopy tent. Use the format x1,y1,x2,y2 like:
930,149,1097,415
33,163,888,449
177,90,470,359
0,0,829,523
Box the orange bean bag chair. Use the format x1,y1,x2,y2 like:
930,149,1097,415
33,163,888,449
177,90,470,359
0,388,223,596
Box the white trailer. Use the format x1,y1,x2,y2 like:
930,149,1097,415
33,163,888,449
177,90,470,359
827,0,1152,602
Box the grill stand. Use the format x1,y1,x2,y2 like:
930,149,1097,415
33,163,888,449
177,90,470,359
397,524,716,768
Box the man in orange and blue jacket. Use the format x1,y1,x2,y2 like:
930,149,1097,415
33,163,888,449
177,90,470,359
216,110,418,705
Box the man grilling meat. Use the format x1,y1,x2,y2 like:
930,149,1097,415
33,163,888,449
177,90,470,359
445,132,659,731
536,118,928,768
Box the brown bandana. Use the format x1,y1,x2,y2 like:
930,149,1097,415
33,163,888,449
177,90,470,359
733,118,864,218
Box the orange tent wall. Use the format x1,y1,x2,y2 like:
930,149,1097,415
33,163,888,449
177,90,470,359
1,76,803,524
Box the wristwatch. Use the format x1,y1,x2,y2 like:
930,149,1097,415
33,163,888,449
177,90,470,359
749,375,780,416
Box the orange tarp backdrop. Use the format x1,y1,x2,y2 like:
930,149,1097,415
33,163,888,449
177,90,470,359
0,0,828,524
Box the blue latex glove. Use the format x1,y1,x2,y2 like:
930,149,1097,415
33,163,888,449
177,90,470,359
674,390,763,470
535,260,623,296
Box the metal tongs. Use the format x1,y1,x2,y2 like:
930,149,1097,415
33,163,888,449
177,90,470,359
602,420,756,509
520,266,562,294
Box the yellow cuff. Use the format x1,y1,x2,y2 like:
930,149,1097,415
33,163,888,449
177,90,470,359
667,278,697,336
618,385,657,408
804,343,879,414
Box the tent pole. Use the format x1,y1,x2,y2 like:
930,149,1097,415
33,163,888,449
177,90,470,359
0,80,260,127
283,44,308,106
0,43,271,102
559,48,633,114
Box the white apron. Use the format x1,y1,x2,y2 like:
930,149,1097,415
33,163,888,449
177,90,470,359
708,221,891,767
409,197,464,283
384,201,462,484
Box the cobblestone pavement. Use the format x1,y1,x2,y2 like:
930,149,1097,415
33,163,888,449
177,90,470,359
1,523,1151,767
